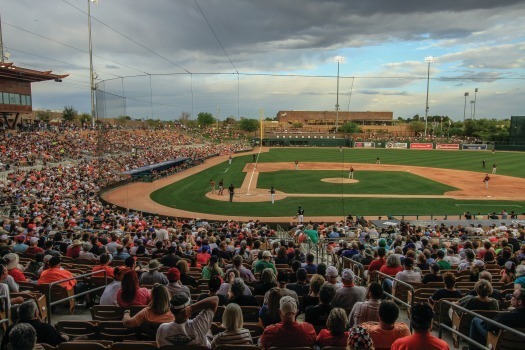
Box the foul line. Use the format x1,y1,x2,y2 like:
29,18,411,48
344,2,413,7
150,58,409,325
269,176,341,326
246,147,262,195
455,204,522,207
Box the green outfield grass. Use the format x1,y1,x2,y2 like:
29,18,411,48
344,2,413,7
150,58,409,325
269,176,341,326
257,170,457,194
150,148,525,217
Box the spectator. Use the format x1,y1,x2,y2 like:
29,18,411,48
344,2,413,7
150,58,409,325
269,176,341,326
117,270,152,307
175,260,197,288
436,250,451,270
201,256,223,280
139,259,169,286
1,300,66,349
274,246,288,265
254,251,276,274
349,282,383,326
91,253,114,278
500,261,516,284
288,260,302,283
211,303,253,348
362,300,411,349
316,308,350,347
467,271,503,302
156,295,219,348
301,274,325,311
391,303,449,350
5,253,26,283
37,256,76,291
259,287,282,328
429,272,462,305
197,275,227,305
166,267,191,298
227,277,258,306
393,257,421,288
286,268,310,297
122,284,175,328
253,268,277,296
231,255,256,283
263,269,298,304
380,254,403,276
78,243,96,260
12,236,28,254
196,247,211,267
305,283,336,327
347,325,375,350
470,260,485,282
24,252,45,277
422,263,443,284
452,279,499,320
100,266,128,305
25,237,43,255
331,269,366,312
7,323,37,350
470,288,525,350
515,265,525,289
417,253,430,271
302,253,317,274
113,245,131,260
368,247,387,278
65,239,82,259
259,296,316,349
160,246,181,268
325,266,343,289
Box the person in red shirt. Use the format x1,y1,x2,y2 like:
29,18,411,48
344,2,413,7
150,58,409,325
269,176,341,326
25,237,44,255
196,248,211,268
116,270,151,307
390,303,449,350
65,240,82,259
367,247,386,281
37,256,76,291
379,254,403,276
316,308,350,347
5,253,27,283
260,296,316,349
92,253,115,278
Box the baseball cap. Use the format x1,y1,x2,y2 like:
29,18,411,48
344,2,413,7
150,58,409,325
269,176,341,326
505,261,515,270
341,268,355,281
262,251,272,258
170,293,190,310
279,296,298,315
326,266,338,278
166,267,181,282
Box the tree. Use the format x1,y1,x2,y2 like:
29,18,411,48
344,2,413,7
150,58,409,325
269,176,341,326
62,106,78,123
197,112,215,127
338,121,361,134
408,121,425,134
224,117,236,125
115,115,131,126
292,122,303,128
36,110,52,122
78,113,92,125
239,118,259,132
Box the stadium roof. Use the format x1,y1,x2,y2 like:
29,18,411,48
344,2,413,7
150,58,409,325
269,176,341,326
0,62,68,82
120,157,190,175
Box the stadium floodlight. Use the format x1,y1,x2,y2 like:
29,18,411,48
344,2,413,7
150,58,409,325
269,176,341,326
88,0,99,128
473,88,479,120
463,92,469,127
424,56,436,137
334,56,345,132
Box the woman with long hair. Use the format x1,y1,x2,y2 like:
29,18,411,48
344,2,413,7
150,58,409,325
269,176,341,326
259,287,282,327
211,303,253,348
500,261,517,284
116,270,152,307
122,284,174,328
176,259,197,287
253,268,277,296
201,256,223,280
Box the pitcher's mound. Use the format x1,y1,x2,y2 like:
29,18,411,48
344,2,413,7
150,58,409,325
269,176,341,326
321,178,359,184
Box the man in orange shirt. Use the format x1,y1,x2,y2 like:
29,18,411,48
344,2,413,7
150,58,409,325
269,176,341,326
390,303,449,350
362,300,410,349
91,253,114,278
37,256,76,291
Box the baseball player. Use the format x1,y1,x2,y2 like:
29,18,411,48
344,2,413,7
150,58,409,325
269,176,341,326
349,166,355,179
295,160,299,171
483,174,490,189
218,179,224,195
210,179,216,194
492,163,497,174
269,186,276,204
228,155,232,165
297,206,304,223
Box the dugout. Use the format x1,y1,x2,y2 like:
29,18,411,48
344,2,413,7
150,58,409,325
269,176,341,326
254,136,350,147
121,157,190,181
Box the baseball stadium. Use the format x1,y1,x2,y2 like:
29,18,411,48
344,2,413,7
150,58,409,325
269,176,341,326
2,1,525,350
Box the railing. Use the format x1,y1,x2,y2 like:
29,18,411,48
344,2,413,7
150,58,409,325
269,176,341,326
45,270,108,324
373,271,415,330
340,256,366,286
438,300,525,350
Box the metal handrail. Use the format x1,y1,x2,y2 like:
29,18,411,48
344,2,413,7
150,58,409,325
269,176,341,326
45,270,108,324
438,300,525,350
373,271,415,310
340,256,365,286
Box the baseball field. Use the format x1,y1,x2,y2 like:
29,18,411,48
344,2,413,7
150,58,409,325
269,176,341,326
103,147,525,222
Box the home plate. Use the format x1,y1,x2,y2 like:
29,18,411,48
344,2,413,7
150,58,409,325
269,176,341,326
487,196,492,198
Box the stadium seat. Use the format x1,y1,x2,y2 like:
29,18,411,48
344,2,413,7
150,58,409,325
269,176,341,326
215,346,261,350
111,341,158,350
451,309,499,348
241,306,261,322
97,320,138,341
486,328,525,350
56,320,99,339
39,283,75,315
58,342,109,350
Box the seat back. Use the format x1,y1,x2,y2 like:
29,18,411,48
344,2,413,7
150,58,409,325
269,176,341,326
39,283,75,315
138,322,162,340
111,341,158,350
433,298,460,326
57,342,109,350
90,305,124,321
487,328,525,350
97,321,138,341
241,306,261,322
56,320,99,339
452,310,499,348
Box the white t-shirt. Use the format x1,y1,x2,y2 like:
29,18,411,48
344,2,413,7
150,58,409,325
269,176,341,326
100,281,121,305
156,308,214,348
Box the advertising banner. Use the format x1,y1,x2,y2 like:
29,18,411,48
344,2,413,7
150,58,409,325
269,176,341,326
386,142,408,149
436,144,460,150
462,144,488,150
354,142,375,148
410,143,433,150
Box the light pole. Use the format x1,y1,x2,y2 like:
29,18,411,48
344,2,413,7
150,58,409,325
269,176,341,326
88,0,98,128
470,100,475,118
334,55,344,133
473,88,478,120
463,92,469,128
424,56,435,137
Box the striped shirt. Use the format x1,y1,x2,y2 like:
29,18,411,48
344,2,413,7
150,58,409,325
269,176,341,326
211,328,253,347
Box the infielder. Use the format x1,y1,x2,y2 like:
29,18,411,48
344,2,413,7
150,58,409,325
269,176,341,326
349,166,355,179
269,186,276,204
483,174,490,189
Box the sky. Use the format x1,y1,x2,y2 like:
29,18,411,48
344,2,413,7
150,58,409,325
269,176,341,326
3,0,525,121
